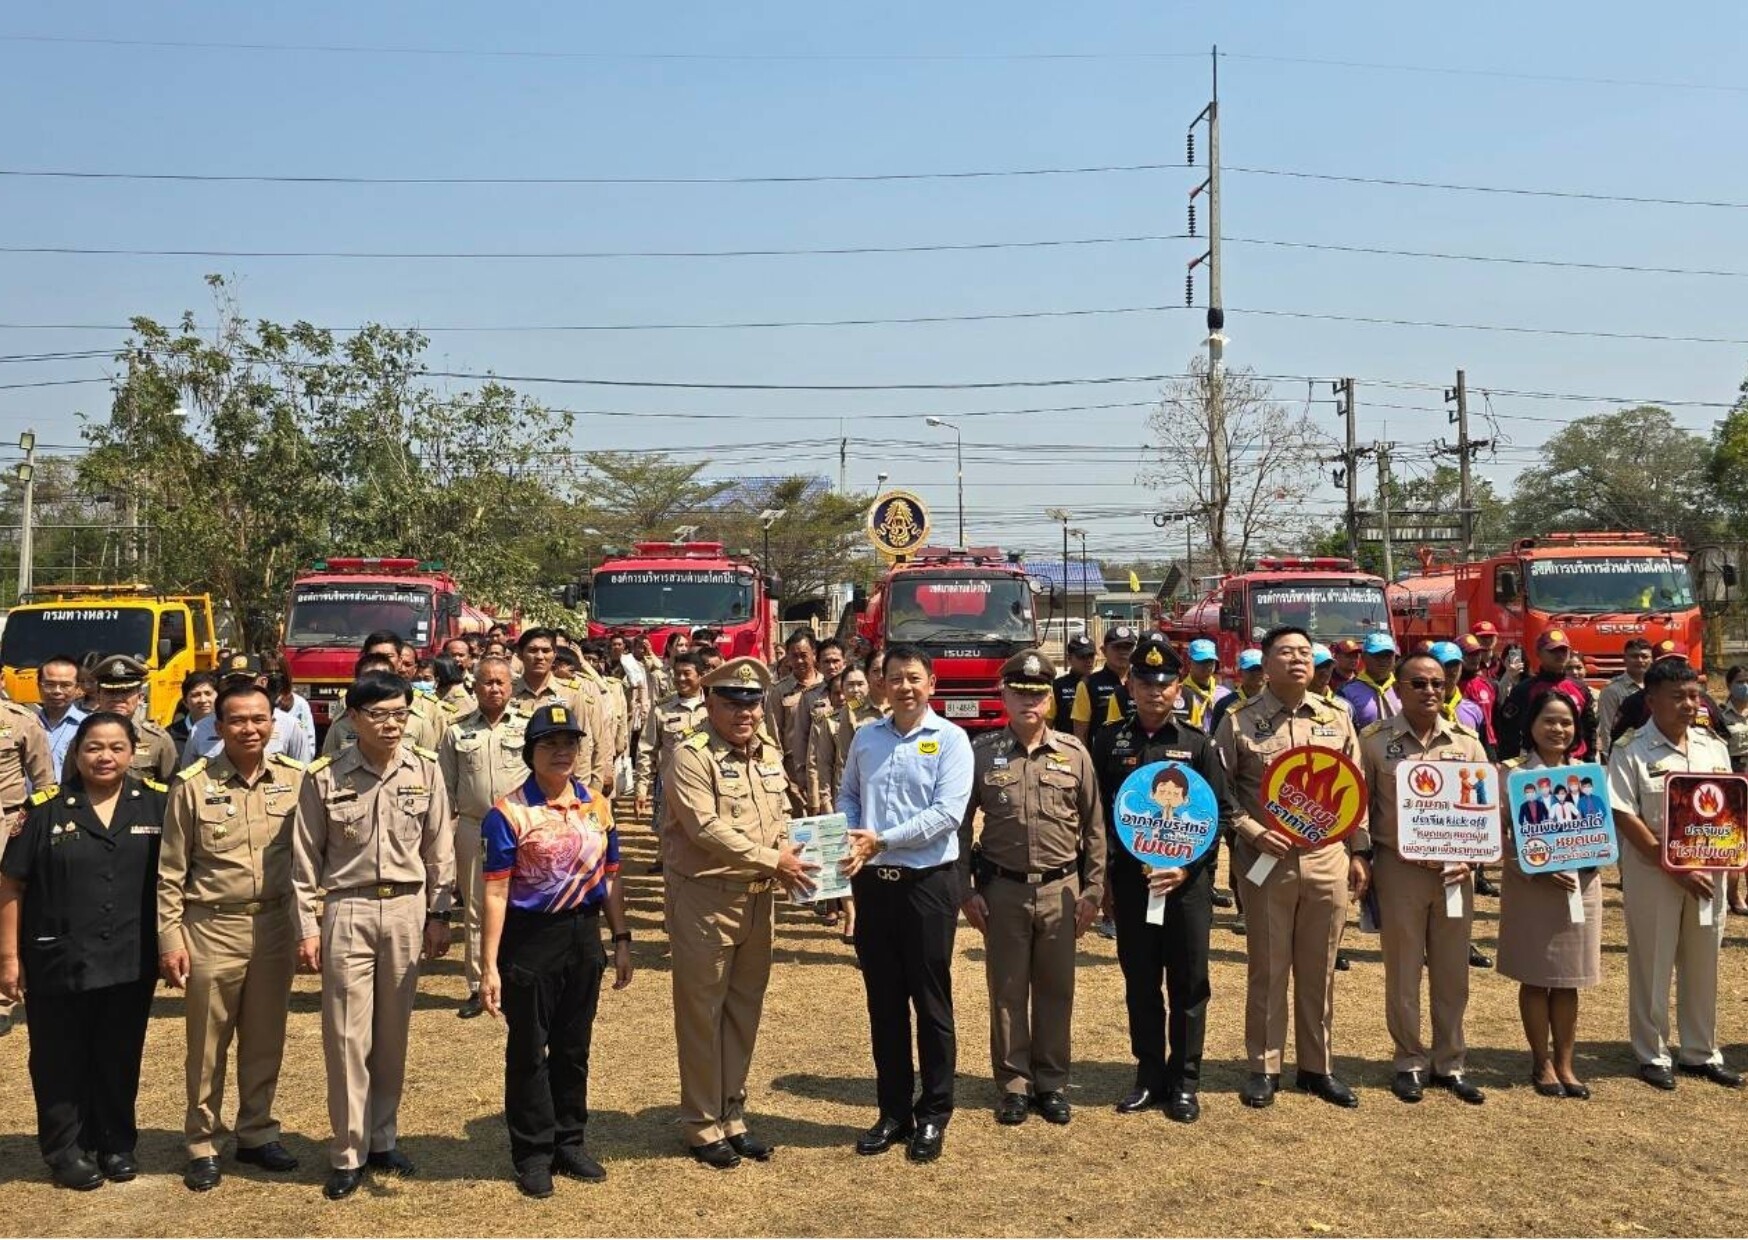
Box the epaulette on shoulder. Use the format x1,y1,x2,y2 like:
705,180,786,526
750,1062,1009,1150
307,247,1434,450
412,744,438,761
177,759,207,782
306,755,334,774
1614,728,1638,750
1233,693,1266,713
142,777,168,793
684,731,711,750
271,752,306,770
1452,720,1480,739
1360,719,1386,739
1501,756,1527,771
29,784,59,806
557,675,583,689
971,729,1005,749
415,686,438,701
1050,731,1090,753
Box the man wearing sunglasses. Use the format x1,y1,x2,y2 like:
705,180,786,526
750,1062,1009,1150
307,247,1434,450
1359,652,1490,1107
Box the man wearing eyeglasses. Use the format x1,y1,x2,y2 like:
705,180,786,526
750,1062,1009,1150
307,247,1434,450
1358,652,1489,1107
292,670,455,1201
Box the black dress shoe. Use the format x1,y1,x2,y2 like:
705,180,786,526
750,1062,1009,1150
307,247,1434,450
324,1167,364,1200
855,1116,914,1156
1559,1080,1591,1100
553,1145,607,1181
1391,1070,1425,1103
1638,1063,1677,1091
1469,945,1493,969
1431,1072,1486,1105
1232,918,1247,936
1239,1072,1278,1109
1474,873,1500,897
995,1092,1030,1125
1211,889,1235,909
367,1147,416,1177
51,1155,104,1191
906,1121,945,1163
1034,1091,1071,1125
1678,1062,1745,1088
97,1151,138,1182
236,1141,299,1172
515,1164,554,1199
1296,1072,1359,1108
184,1156,222,1192
458,992,485,1019
1114,1086,1158,1114
1531,1075,1566,1098
1334,951,1351,972
727,1133,774,1161
1165,1090,1201,1123
688,1139,741,1170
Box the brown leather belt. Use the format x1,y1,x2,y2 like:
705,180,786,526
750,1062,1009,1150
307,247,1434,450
192,895,288,916
326,881,423,900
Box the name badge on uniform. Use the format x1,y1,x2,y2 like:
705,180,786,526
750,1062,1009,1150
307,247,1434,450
991,755,1008,767
266,783,292,795
400,785,427,797
754,763,784,779
131,824,162,835
1163,749,1192,761
329,789,358,804
718,764,743,780
204,794,230,806
1312,725,1338,737
918,740,940,756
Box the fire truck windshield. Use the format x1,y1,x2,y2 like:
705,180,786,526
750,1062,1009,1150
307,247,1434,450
1248,583,1390,642
886,577,1035,644
2,607,156,667
285,584,434,647
1526,556,1696,613
591,569,754,626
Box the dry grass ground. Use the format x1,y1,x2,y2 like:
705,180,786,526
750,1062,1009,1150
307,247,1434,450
4,818,1748,1237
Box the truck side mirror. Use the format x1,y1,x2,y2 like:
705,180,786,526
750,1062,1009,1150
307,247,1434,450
157,637,173,664
1724,563,1739,589
765,573,783,600
560,584,582,610
851,585,867,613
1494,569,1519,603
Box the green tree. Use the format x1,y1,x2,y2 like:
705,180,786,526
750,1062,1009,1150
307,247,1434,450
710,477,877,606
1308,463,1510,575
1707,377,1748,538
578,452,733,547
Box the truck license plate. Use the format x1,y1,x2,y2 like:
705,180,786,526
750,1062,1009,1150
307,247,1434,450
944,700,979,719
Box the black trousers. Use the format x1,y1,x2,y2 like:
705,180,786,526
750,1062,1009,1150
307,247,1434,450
851,864,959,1125
27,978,157,1166
1111,849,1213,1093
500,908,606,1170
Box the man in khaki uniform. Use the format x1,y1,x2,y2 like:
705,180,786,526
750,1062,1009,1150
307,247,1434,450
790,640,845,791
291,670,455,1201
806,670,882,815
0,691,55,1035
512,628,613,795
159,683,306,1191
435,655,528,1018
1215,625,1372,1110
1359,651,1488,1106
765,630,822,807
322,653,447,756
636,652,708,821
75,655,178,781
664,656,816,1169
958,650,1105,1126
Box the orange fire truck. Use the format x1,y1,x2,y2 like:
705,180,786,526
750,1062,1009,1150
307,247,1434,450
1159,556,1393,676
1387,533,1705,679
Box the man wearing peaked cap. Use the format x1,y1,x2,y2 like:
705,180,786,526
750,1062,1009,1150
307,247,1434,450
1496,628,1598,761
1340,633,1400,730
75,654,179,784
958,649,1105,1128
1051,636,1097,737
1178,639,1230,731
1071,625,1137,744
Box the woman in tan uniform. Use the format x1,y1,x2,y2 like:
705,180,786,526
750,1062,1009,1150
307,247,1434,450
1498,683,1601,1099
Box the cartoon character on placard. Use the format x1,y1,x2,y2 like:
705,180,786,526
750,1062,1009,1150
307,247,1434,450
1150,766,1193,821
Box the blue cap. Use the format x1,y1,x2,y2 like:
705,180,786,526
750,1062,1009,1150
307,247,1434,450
1430,640,1464,666
1362,632,1398,656
1311,642,1333,667
1187,638,1218,664
1237,648,1264,672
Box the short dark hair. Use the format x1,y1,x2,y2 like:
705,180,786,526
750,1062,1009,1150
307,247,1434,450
694,644,722,663
1728,664,1747,687
785,629,817,652
354,651,396,678
361,629,402,654
881,643,933,676
180,670,220,700
40,653,81,678
816,637,844,657
72,710,138,759
266,667,292,698
1261,626,1312,654
346,671,412,712
432,654,467,690
216,682,272,721
1396,651,1443,679
1645,658,1699,693
1624,638,1654,655
671,651,703,675
553,646,582,670
516,627,556,651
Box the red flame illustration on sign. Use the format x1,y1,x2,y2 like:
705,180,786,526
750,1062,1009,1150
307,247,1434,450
1279,750,1354,824
1696,783,1723,817
1410,765,1442,797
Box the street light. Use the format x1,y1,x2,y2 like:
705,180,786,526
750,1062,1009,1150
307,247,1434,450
1069,528,1090,626
924,416,964,547
1045,507,1072,639
758,508,786,571
15,430,36,599
1152,511,1197,599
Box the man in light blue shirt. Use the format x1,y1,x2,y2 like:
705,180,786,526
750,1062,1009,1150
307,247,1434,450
837,644,973,1165
33,654,87,774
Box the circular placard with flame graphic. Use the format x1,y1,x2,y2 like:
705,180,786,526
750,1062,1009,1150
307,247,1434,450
1261,744,1368,850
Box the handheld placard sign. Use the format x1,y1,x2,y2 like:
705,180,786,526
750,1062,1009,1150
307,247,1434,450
1505,762,1617,924
1250,745,1366,884
1113,761,1220,924
1396,760,1503,918
1663,772,1748,927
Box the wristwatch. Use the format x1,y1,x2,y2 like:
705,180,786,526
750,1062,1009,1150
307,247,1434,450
612,930,633,945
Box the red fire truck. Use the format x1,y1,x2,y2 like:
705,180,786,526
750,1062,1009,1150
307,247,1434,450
855,546,1038,733
1159,556,1393,675
584,542,778,661
280,557,489,728
1387,533,1706,679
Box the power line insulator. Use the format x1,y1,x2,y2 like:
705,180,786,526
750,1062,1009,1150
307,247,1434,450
1185,272,1194,307
1186,133,1195,164
1187,202,1196,236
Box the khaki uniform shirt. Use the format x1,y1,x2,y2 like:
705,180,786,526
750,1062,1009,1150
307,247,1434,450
1359,713,1488,851
1216,687,1371,853
806,702,882,815
0,699,54,812
290,743,455,938
599,677,631,760
158,751,305,949
766,672,823,783
791,683,835,795
959,727,1107,904
438,684,476,722
663,724,789,883
1607,721,1732,841
1595,673,1641,759
436,707,530,823
636,693,708,799
643,656,673,703
511,674,613,794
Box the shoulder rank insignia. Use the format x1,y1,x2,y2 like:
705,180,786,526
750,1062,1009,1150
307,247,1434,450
306,755,334,774
412,744,439,761
1360,720,1386,739
271,753,306,770
177,758,208,782
29,784,59,806
684,732,711,750
142,777,169,793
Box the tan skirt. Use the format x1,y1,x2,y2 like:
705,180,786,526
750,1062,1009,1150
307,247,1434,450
1497,859,1603,989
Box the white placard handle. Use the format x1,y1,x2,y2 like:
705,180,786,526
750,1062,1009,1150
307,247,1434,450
1246,853,1278,886
1146,888,1167,925
1444,881,1464,919
1567,886,1586,925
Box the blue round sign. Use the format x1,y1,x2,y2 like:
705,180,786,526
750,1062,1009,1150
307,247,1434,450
1113,760,1220,868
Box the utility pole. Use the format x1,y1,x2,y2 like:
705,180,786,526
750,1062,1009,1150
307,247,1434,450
1331,378,1360,561
1187,46,1227,561
1375,442,1395,581
1072,529,1090,626
15,430,36,600
1443,369,1492,559
1046,508,1071,630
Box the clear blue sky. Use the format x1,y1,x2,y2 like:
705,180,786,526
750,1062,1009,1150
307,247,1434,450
3,2,1746,564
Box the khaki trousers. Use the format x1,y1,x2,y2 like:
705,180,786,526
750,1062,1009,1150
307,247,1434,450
666,875,773,1146
1234,838,1348,1075
182,902,297,1157
981,874,1079,1094
456,814,486,992
320,891,424,1170
1620,845,1725,1068
1374,848,1472,1075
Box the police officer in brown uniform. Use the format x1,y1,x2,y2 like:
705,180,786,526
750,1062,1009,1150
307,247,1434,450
663,657,816,1169
511,628,613,797
1215,625,1372,1110
159,682,307,1191
958,650,1105,1126
1358,651,1488,1106
291,671,454,1201
436,654,528,1019
76,656,178,783
0,691,54,1036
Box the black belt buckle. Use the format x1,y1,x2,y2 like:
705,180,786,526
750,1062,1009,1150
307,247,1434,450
875,866,902,882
